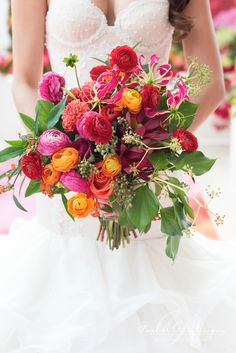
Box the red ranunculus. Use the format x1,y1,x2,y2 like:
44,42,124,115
90,65,111,81
141,84,161,113
109,45,138,72
80,81,95,103
76,111,113,144
173,128,198,152
21,152,43,180
101,105,120,122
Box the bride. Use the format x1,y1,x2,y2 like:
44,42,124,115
0,0,236,352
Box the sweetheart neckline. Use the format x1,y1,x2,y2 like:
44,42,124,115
47,0,172,30
88,0,146,28
45,0,175,49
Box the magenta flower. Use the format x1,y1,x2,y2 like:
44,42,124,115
125,111,169,144
94,71,119,100
136,54,172,87
167,80,189,109
120,144,152,181
37,129,71,156
60,170,89,193
156,64,173,86
214,8,236,29
71,138,91,159
38,72,65,104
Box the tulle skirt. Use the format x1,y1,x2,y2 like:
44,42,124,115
0,215,236,353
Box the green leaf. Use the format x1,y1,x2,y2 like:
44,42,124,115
63,54,79,68
178,100,198,130
165,235,181,261
127,184,159,233
117,208,135,230
174,151,216,176
155,183,162,197
5,140,27,148
148,151,169,170
46,97,67,129
173,199,192,230
61,193,75,221
0,146,25,163
25,180,41,197
35,99,54,134
168,176,194,219
160,207,183,236
19,113,36,133
111,201,135,230
158,95,168,111
143,63,149,74
13,194,28,212
143,222,152,234
19,176,26,197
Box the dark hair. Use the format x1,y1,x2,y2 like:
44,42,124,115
168,0,193,40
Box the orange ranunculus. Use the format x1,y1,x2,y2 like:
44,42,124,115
42,163,61,185
102,154,122,178
39,180,54,198
67,192,95,218
115,88,142,114
89,162,113,200
52,147,80,172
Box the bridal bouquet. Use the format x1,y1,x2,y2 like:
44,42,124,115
0,45,216,260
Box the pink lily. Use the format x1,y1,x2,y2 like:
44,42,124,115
167,80,189,109
149,54,159,71
94,70,119,100
101,85,125,104
156,64,173,86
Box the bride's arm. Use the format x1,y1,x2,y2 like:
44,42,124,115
181,0,225,131
11,0,47,118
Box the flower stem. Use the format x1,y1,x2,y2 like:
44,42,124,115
62,87,77,100
152,176,204,209
74,66,81,90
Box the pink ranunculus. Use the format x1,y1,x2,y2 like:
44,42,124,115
71,138,91,159
38,72,65,104
60,170,89,193
37,129,71,156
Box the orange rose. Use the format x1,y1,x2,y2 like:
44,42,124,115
42,163,61,185
115,88,142,114
67,192,95,218
89,162,113,200
102,154,122,178
52,147,79,172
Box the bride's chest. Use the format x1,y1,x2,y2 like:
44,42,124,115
46,0,174,48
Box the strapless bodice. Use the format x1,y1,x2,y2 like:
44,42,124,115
45,0,174,87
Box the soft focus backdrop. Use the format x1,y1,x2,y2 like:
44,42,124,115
0,0,235,239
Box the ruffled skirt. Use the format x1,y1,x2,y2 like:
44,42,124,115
0,216,236,353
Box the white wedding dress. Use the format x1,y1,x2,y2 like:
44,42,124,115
0,0,236,352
